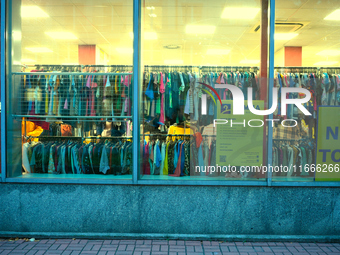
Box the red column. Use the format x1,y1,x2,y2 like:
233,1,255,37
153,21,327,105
259,0,268,177
78,45,96,65
284,46,302,66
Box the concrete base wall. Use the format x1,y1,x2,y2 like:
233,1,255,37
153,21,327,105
0,184,339,240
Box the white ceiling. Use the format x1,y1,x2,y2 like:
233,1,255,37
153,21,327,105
20,0,340,67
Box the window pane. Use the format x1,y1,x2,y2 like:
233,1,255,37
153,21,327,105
6,0,133,179
140,0,268,181
273,0,340,181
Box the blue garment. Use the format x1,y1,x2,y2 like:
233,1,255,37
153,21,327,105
173,142,178,173
145,73,154,100
197,144,204,176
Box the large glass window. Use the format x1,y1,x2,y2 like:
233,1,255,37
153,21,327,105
139,0,269,181
272,0,340,182
6,0,133,179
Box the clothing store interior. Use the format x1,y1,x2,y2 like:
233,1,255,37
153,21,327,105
12,0,340,181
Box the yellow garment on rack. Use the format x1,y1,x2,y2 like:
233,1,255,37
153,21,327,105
115,73,118,94
163,142,170,175
22,121,43,142
167,126,192,141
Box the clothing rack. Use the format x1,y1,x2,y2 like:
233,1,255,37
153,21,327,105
275,66,340,73
12,72,132,76
84,136,132,139
200,66,259,71
144,134,191,136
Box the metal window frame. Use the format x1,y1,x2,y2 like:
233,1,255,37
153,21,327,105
0,0,339,187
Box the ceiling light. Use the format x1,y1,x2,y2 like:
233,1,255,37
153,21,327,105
240,59,260,64
21,6,49,18
26,47,53,53
324,9,340,20
275,33,298,40
12,31,22,41
314,61,338,66
21,58,36,63
148,14,157,18
116,48,133,54
221,7,260,19
206,49,230,55
144,32,157,40
316,50,340,56
164,60,184,65
146,6,155,10
185,25,216,34
45,32,77,40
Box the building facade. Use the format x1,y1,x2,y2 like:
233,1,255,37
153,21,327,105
0,0,339,240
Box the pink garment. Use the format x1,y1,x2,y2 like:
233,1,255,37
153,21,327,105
159,94,165,124
124,75,129,86
220,74,225,84
159,73,165,124
64,99,68,109
86,75,91,88
223,89,228,100
160,73,165,93
124,97,128,112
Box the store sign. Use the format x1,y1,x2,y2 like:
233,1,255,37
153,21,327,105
315,106,340,181
216,100,264,167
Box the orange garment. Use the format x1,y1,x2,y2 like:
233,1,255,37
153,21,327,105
194,132,203,148
22,121,43,142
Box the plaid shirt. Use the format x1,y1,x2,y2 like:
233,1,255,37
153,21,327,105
273,123,302,140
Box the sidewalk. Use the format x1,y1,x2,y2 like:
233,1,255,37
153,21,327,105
0,239,339,255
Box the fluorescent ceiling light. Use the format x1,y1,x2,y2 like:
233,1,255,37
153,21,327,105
324,9,340,20
149,14,157,18
314,61,338,66
240,59,260,64
45,32,77,40
26,47,53,53
164,60,184,65
275,33,298,40
146,6,155,10
129,32,157,40
206,49,230,55
144,32,158,39
316,50,340,56
186,25,216,34
21,6,49,18
21,58,36,63
13,31,22,41
116,48,133,54
221,7,260,19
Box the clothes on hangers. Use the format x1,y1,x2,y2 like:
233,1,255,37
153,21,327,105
142,137,190,177
272,139,315,178
21,71,133,118
22,139,132,175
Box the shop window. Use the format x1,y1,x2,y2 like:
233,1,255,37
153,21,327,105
139,0,269,181
272,0,340,182
6,0,133,179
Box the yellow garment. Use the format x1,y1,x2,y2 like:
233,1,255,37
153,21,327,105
167,126,192,141
163,142,170,175
22,121,43,142
115,73,118,94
